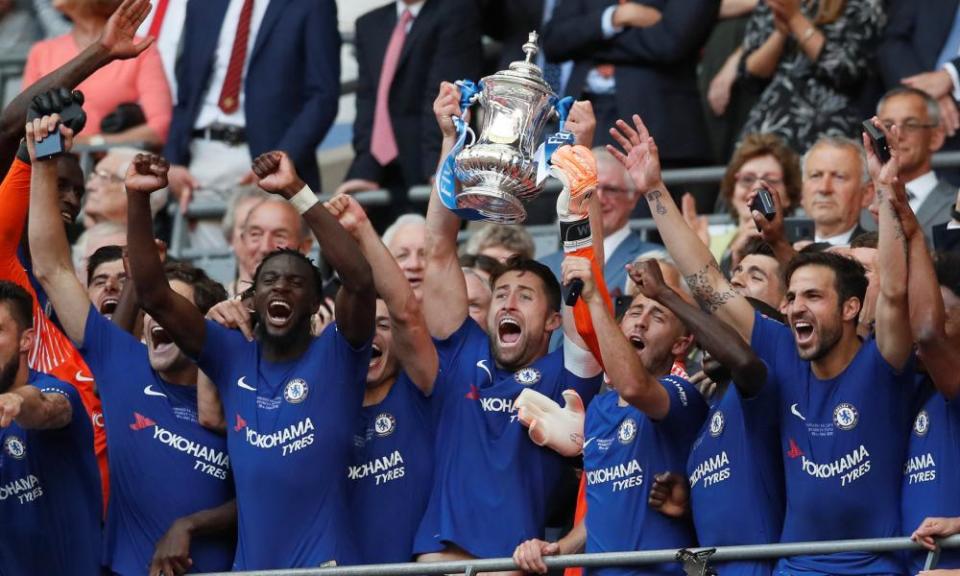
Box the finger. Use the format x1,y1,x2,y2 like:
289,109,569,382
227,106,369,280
604,143,628,165
632,114,651,144
610,120,636,151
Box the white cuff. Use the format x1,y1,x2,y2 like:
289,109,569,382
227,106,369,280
289,185,318,214
601,5,623,39
948,220,960,230
563,335,602,378
943,63,960,102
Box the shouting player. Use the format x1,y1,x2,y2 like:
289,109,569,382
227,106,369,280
414,82,603,565
126,150,375,570
26,116,236,575
608,114,917,575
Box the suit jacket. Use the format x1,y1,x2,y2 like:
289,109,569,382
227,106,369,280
346,0,482,189
482,0,544,70
878,0,960,87
543,0,718,162
539,231,662,295
917,179,957,241
164,0,341,190
933,222,960,254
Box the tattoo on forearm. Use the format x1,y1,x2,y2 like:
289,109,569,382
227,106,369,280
648,189,667,215
683,263,737,313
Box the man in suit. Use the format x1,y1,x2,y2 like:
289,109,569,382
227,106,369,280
163,0,340,247
337,0,481,213
540,148,660,295
875,87,956,242
542,0,718,169
879,0,960,178
801,137,871,247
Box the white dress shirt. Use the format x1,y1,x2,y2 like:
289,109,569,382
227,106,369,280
194,0,271,130
602,225,631,264
396,0,425,30
905,170,938,214
136,0,188,103
815,226,857,247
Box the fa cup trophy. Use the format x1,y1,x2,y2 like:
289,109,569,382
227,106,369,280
435,32,574,224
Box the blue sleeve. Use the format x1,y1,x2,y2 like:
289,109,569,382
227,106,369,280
558,368,603,408
29,375,86,430
196,320,250,394
656,375,708,444
78,305,144,400
432,317,487,406
737,359,779,430
750,311,794,386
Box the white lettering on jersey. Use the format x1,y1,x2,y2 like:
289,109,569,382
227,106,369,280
347,450,406,485
479,397,520,422
800,444,871,486
586,459,644,491
152,425,231,479
0,474,43,504
904,452,937,485
689,451,731,488
244,417,315,457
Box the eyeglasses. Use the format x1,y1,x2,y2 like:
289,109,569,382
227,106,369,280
89,169,124,184
880,120,938,133
734,173,783,188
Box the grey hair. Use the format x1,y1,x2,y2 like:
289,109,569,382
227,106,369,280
876,86,941,127
382,213,427,249
462,223,536,260
802,136,871,185
221,188,270,243
591,146,635,192
243,196,312,243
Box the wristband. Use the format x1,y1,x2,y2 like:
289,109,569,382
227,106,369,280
290,185,318,215
89,135,106,146
799,26,816,45
560,218,592,253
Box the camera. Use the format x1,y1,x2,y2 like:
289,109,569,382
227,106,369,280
862,120,890,164
749,187,777,231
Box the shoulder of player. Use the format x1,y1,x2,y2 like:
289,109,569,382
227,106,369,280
658,374,707,409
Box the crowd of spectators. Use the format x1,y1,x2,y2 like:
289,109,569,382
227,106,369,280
2,0,960,575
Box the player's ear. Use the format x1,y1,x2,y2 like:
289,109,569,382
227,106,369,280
670,332,695,358
841,296,862,324
19,327,35,356
545,310,562,332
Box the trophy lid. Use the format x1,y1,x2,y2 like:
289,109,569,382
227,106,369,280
485,31,554,96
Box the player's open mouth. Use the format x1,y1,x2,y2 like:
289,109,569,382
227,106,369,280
100,297,119,315
793,321,814,344
406,275,423,288
150,325,173,349
61,210,74,223
498,316,522,346
369,343,383,368
266,299,293,326
628,335,645,351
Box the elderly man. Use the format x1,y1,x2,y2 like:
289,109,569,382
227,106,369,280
541,148,660,295
228,196,312,297
382,214,426,300
84,148,167,227
871,87,955,241
801,136,872,247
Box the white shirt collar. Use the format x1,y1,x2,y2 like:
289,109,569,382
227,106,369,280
602,225,631,263
905,170,938,213
815,226,857,247
396,0,425,19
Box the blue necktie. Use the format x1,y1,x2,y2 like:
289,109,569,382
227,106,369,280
936,4,960,69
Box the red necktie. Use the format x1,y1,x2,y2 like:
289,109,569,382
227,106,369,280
147,0,170,38
371,10,413,166
218,0,254,114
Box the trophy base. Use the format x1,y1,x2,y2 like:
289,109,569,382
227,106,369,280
457,185,528,224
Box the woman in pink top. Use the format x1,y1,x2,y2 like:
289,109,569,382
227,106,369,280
23,0,172,148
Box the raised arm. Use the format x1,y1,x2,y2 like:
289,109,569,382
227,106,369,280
0,385,72,430
423,83,469,339
0,0,153,173
562,256,670,419
126,154,208,358
628,259,767,397
26,115,90,345
865,120,913,370
250,152,374,347
607,115,755,340
325,194,438,394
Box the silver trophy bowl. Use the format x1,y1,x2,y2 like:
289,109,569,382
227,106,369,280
454,32,557,224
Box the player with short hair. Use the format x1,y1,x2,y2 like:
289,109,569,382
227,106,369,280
414,83,602,564
26,115,237,575
0,280,101,575
126,149,376,570
608,114,917,575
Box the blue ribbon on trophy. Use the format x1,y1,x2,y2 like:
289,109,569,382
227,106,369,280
435,79,486,220
535,95,575,185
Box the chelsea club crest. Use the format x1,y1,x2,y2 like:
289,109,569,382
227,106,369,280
514,368,541,386
709,410,725,437
3,436,25,460
374,413,396,437
833,403,859,431
618,418,637,444
284,378,309,404
913,410,930,437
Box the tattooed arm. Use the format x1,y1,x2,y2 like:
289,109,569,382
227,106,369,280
606,115,756,340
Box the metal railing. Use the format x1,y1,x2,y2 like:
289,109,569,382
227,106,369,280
197,535,960,576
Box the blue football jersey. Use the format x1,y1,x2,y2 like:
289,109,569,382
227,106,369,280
197,320,370,570
752,312,916,575
583,377,706,576
80,309,235,575
686,377,783,576
350,372,434,563
413,318,602,558
901,381,960,575
0,372,101,575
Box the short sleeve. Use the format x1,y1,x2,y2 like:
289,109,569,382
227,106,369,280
79,305,140,382
656,375,708,442
750,311,794,380
31,376,85,429
432,317,486,406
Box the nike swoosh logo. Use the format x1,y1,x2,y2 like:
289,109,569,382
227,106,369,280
476,360,492,384
790,403,806,421
237,376,256,391
583,437,596,449
74,371,94,383
143,385,167,398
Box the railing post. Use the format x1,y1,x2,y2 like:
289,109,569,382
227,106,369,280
923,544,941,571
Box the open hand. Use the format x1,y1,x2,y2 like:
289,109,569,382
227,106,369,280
206,298,254,342
24,113,74,162
515,388,585,457
903,70,954,100
324,194,370,237
101,0,154,60
606,115,663,194
252,151,304,198
124,153,169,194
551,144,597,221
